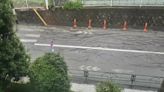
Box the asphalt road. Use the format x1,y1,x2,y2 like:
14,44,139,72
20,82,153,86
16,25,164,89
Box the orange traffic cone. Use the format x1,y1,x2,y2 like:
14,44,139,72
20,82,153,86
123,21,128,31
73,19,77,29
88,19,92,29
103,20,107,30
144,22,148,32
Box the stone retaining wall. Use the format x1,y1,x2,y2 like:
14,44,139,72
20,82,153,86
16,8,164,30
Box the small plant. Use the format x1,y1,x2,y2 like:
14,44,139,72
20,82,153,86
29,53,70,92
96,81,121,92
8,83,33,92
63,0,83,10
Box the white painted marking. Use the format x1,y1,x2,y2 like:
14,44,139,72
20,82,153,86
112,69,133,73
25,34,40,38
71,83,155,92
34,43,164,55
75,31,83,34
19,28,44,32
71,83,96,92
20,39,37,43
80,65,85,70
88,31,93,35
84,31,88,34
86,66,92,71
19,29,33,31
92,67,101,71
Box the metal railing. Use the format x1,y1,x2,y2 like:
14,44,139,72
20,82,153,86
12,0,46,9
68,69,164,90
81,0,164,7
12,0,164,8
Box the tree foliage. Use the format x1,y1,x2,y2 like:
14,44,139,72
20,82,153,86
63,0,83,10
6,82,32,92
0,0,30,91
30,53,70,92
96,81,121,92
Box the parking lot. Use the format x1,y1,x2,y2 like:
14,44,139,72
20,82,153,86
17,25,164,89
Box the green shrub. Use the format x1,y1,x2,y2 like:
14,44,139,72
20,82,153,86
0,0,30,91
7,83,33,92
96,81,121,92
0,87,3,92
29,53,70,92
63,1,83,10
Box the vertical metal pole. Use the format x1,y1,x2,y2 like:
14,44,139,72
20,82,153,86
12,9,16,15
110,0,113,6
26,0,29,8
81,0,84,5
50,40,54,52
119,0,120,6
12,8,17,32
45,0,49,10
140,0,142,7
84,70,89,83
130,74,136,88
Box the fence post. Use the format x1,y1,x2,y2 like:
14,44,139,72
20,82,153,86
45,0,49,10
50,40,54,52
140,0,142,7
84,70,89,83
110,0,113,6
130,74,136,88
25,0,29,8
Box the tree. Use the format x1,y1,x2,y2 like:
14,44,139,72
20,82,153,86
0,0,30,91
96,81,121,92
30,53,70,92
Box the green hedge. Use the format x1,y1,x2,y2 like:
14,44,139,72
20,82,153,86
63,1,83,10
96,81,121,92
29,53,70,92
7,83,33,92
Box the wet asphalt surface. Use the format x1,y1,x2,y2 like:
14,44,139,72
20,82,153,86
17,25,164,89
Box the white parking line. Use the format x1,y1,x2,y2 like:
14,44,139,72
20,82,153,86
112,69,133,73
25,34,40,38
18,28,44,32
20,39,37,43
34,43,164,55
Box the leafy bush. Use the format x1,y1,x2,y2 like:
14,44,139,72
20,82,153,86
96,81,121,92
63,1,83,10
0,0,30,91
29,53,70,92
48,0,55,9
7,83,33,92
0,87,3,92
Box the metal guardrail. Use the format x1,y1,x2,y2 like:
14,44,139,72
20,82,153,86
68,69,164,90
12,0,164,8
81,0,164,7
12,0,45,8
